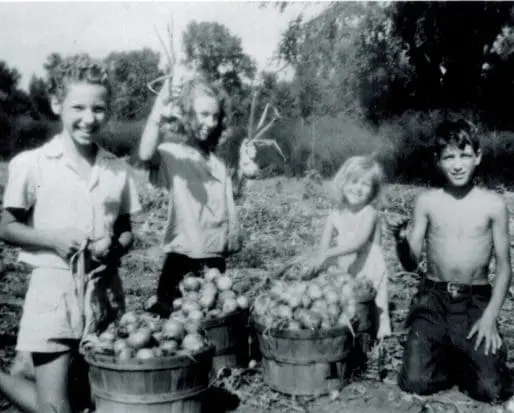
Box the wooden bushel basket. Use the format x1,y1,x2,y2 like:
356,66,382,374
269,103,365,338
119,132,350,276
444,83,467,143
252,319,354,396
85,345,214,413
202,308,249,374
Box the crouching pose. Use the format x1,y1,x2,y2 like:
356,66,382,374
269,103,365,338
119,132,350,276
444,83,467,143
389,119,512,402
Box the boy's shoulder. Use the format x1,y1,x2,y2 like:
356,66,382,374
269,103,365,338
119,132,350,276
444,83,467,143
414,188,442,207
472,187,507,214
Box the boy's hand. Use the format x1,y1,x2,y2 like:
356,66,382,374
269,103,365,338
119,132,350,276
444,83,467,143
52,229,88,260
467,309,502,355
385,213,409,240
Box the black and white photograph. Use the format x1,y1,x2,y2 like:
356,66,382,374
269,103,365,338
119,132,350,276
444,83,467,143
2,1,514,412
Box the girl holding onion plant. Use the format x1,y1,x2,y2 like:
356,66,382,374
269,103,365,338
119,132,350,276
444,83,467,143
139,75,261,318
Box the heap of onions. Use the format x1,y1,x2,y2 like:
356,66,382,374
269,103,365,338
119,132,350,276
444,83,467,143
166,268,249,320
251,269,376,332
82,310,209,362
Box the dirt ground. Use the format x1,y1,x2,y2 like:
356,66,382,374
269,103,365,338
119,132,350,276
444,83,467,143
1,165,514,413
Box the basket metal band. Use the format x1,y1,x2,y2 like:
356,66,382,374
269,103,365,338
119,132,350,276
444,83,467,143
93,385,207,404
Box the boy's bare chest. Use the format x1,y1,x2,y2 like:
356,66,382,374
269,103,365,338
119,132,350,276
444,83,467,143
428,205,491,239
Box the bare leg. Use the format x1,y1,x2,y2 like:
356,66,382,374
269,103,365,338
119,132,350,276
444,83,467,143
0,370,38,413
33,352,72,413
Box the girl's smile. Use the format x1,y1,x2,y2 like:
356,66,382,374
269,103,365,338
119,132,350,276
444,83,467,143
343,173,373,208
52,82,110,147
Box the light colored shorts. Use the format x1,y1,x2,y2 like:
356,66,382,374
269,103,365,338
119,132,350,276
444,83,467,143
17,267,81,353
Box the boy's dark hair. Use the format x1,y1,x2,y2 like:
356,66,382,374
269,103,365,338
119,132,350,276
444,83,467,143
434,119,480,157
47,54,112,102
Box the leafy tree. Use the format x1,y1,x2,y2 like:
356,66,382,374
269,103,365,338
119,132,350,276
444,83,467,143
0,61,31,116
277,2,414,122
182,21,257,120
104,48,163,120
28,75,55,119
391,1,513,114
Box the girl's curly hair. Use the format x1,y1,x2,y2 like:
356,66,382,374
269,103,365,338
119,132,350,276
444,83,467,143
176,75,232,151
47,54,112,102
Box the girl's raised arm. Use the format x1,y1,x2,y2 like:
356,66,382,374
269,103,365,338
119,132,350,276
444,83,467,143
139,78,172,164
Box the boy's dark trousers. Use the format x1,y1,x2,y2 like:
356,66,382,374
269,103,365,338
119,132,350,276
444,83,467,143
151,252,226,317
398,278,512,403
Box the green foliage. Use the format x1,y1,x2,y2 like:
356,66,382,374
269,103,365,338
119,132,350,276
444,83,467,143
28,75,55,120
105,48,163,120
0,61,31,116
182,21,257,120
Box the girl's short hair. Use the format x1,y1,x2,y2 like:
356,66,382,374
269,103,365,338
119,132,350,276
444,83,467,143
47,54,111,102
177,75,232,151
331,155,385,207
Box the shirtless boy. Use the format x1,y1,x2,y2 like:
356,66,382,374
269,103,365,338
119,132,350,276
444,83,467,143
389,119,512,402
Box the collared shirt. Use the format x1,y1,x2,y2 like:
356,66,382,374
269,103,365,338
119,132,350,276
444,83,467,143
3,134,141,269
150,142,240,258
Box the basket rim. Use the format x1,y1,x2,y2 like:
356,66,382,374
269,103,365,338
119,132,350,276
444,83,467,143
202,308,249,328
250,317,352,340
84,344,215,371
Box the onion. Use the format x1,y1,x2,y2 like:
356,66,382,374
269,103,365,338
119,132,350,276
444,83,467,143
204,268,221,281
182,333,204,352
216,275,233,291
120,311,138,326
161,319,185,341
135,348,155,361
99,330,115,343
181,276,203,292
113,339,128,354
127,328,152,350
117,347,133,361
172,298,183,311
160,340,179,355
236,295,249,309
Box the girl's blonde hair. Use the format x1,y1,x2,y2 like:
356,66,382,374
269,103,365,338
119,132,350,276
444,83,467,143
331,155,385,207
177,75,232,151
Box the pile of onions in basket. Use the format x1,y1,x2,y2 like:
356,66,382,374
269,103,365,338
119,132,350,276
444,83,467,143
252,268,376,331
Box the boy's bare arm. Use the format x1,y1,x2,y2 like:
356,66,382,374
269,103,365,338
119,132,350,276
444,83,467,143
396,193,429,272
467,195,511,355
0,208,86,260
485,196,511,317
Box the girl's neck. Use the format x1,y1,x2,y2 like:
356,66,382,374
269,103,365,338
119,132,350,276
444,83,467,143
340,202,370,214
186,136,211,157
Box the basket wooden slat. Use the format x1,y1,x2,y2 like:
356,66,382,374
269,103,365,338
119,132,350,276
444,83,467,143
85,345,214,413
252,319,354,396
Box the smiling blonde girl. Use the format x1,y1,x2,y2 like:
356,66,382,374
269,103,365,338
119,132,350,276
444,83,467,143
310,155,391,340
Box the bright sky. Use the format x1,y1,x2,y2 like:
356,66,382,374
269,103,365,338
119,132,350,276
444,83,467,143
0,1,328,91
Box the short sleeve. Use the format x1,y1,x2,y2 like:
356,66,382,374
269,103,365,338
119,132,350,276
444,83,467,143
3,151,37,210
119,168,142,216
